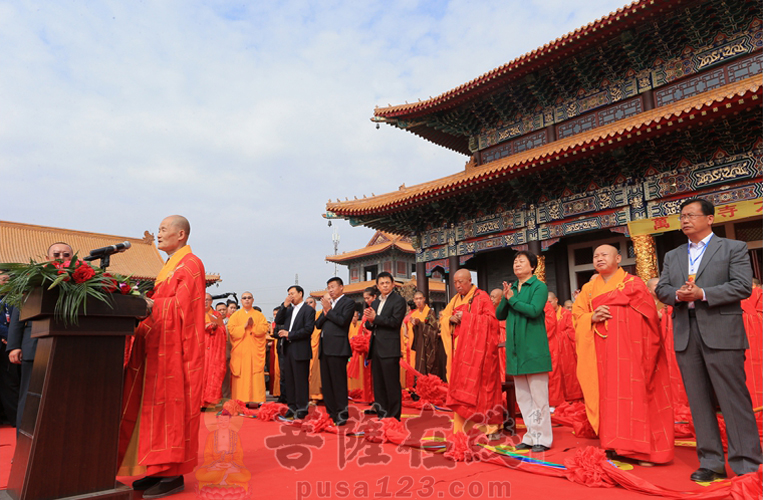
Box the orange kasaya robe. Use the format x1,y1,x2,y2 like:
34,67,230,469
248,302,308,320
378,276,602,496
742,287,763,410
657,305,688,408
545,302,564,407
118,245,206,477
445,285,503,425
309,310,322,400
573,268,674,464
348,319,363,391
228,307,269,403
202,308,227,406
556,306,584,401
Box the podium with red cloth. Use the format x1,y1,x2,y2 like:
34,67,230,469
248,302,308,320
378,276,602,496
0,288,145,500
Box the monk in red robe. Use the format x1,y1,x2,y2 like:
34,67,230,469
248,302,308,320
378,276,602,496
202,293,227,408
544,301,563,408
119,215,207,497
548,291,583,402
647,278,688,408
741,281,762,410
445,269,503,435
573,245,673,465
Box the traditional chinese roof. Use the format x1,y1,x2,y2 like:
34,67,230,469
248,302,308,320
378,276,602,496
326,231,413,263
375,0,659,119
331,76,761,227
0,220,221,285
373,0,679,153
309,278,447,299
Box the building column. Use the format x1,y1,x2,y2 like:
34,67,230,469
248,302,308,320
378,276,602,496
632,234,658,282
448,254,459,298
416,261,429,301
554,241,571,302
528,241,545,282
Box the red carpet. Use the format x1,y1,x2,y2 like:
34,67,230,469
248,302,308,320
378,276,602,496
0,403,757,499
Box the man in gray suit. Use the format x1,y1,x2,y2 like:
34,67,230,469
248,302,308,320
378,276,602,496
656,198,761,482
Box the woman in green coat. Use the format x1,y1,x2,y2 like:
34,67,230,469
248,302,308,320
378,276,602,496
495,250,553,452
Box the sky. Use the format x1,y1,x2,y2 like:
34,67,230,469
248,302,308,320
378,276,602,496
0,0,630,318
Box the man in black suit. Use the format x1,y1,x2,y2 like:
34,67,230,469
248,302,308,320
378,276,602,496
0,291,20,427
365,272,406,420
271,306,287,404
315,277,355,425
656,198,762,482
7,242,73,434
274,285,315,419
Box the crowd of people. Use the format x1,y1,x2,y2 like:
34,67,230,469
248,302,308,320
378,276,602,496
1,198,761,498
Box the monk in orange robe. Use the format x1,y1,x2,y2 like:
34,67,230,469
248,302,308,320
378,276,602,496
444,269,503,435
305,297,323,401
202,293,227,407
548,292,583,401
741,282,762,410
646,278,688,408
573,245,673,464
544,301,563,408
119,215,206,496
228,292,269,403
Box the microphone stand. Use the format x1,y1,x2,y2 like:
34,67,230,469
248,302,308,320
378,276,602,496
83,253,111,271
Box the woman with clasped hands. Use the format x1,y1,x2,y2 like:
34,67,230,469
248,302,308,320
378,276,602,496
495,251,553,453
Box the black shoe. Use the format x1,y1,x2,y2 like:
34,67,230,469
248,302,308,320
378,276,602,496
363,409,378,415
334,419,348,426
143,476,184,498
531,445,550,453
295,411,309,420
690,468,727,482
132,476,163,491
513,443,532,451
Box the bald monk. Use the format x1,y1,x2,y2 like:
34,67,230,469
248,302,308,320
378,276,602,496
646,278,688,408
410,291,445,380
548,292,583,402
227,292,269,404
203,293,227,407
119,215,206,497
444,269,503,435
573,245,673,464
305,297,323,402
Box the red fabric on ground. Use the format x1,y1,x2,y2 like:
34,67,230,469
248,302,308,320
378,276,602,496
1,402,756,500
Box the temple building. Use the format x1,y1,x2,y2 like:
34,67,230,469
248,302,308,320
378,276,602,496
310,230,447,309
325,0,762,301
0,220,221,286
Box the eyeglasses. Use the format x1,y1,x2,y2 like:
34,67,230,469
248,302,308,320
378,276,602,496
52,252,72,258
679,213,707,221
242,296,253,300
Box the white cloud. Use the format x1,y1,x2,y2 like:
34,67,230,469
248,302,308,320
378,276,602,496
0,0,629,314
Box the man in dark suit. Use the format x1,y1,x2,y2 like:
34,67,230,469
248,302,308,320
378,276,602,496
656,198,762,482
271,306,287,404
365,271,406,420
7,241,73,434
0,292,21,427
274,285,315,419
315,277,355,425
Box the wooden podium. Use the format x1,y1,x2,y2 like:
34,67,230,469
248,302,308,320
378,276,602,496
0,288,146,500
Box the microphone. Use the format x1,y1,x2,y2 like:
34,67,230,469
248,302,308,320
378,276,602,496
84,241,132,261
